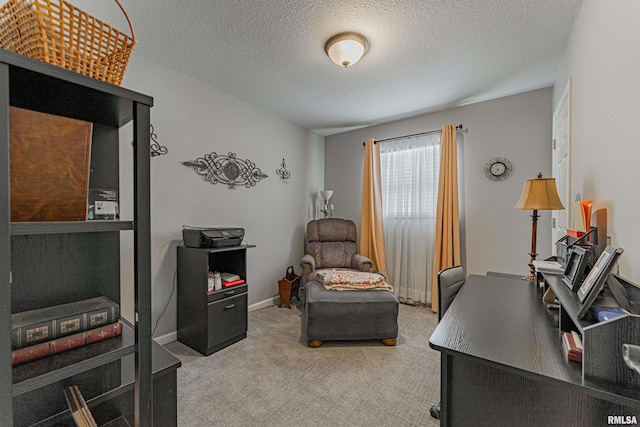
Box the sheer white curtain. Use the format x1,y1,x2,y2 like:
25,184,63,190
380,133,440,305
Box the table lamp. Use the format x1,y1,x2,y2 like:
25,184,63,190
515,173,565,281
320,190,334,218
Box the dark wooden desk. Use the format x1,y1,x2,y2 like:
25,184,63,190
429,274,640,426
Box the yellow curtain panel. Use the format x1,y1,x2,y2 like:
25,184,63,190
360,138,388,279
432,124,461,313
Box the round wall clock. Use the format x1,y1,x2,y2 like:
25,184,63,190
484,157,514,181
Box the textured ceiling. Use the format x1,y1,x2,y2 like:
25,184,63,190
72,0,582,136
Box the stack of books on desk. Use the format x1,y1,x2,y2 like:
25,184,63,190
11,296,122,366
562,331,583,363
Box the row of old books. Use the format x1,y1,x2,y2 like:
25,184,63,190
11,296,122,366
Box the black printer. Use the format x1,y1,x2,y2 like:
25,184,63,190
182,227,244,248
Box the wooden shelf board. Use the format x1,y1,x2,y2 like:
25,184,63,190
1,49,152,128
11,221,135,235
195,244,256,253
26,340,180,427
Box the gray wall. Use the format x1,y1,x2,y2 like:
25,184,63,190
117,54,324,341
554,0,640,282
60,0,639,340
325,88,553,277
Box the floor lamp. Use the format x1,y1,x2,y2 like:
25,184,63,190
515,173,565,281
320,190,334,218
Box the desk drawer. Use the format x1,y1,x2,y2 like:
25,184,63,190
207,284,247,303
207,293,247,349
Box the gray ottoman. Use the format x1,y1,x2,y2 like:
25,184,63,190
305,280,399,347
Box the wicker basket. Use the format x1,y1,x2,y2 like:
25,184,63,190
0,0,135,85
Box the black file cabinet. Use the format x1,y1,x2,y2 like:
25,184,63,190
177,245,254,355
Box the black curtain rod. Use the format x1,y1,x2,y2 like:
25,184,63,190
363,124,463,146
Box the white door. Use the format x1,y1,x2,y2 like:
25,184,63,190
552,78,572,253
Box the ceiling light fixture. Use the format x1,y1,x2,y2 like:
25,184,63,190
325,32,368,68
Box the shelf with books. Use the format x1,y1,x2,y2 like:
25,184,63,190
10,296,121,351
0,50,164,425
12,322,134,397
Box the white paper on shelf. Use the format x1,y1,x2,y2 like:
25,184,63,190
532,260,565,274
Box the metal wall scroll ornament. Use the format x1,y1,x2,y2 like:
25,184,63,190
150,125,168,157
276,158,291,179
182,152,268,189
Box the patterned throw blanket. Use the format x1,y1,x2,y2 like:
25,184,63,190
315,270,393,292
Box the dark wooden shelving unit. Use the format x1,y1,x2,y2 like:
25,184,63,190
0,49,179,426
543,272,640,389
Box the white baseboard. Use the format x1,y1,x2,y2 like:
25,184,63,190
154,330,177,346
249,296,279,312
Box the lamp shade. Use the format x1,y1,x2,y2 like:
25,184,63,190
515,174,564,210
320,190,333,201
325,32,368,68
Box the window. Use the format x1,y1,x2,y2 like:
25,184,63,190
380,133,440,304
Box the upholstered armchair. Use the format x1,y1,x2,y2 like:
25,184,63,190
301,218,397,348
300,218,373,287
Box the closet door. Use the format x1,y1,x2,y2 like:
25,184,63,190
552,77,572,252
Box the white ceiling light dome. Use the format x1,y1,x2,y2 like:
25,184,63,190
325,32,369,68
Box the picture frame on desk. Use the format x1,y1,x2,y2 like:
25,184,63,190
577,246,624,319
562,246,590,291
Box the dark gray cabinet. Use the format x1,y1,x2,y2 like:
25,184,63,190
177,245,254,355
0,49,179,426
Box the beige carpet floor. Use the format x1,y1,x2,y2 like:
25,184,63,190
165,301,441,427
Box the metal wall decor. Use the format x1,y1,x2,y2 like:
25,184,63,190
150,124,168,157
276,158,291,179
182,152,268,189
